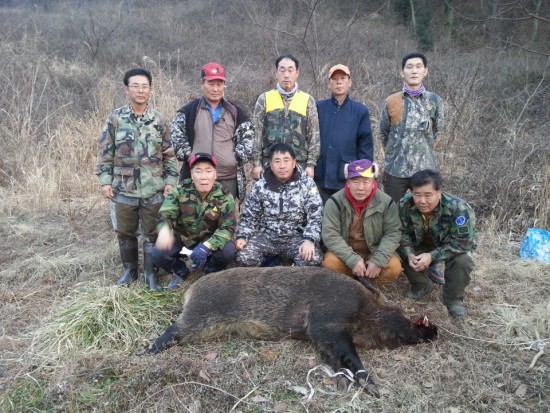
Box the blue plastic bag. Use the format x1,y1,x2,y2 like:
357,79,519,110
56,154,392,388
519,228,550,263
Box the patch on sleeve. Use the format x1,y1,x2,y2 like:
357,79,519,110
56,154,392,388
455,216,467,226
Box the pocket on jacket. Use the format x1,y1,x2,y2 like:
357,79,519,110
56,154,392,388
113,166,136,192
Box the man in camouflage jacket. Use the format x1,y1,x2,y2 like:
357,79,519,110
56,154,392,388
236,143,323,267
171,62,254,201
152,153,237,289
398,169,477,318
251,54,320,180
95,68,178,291
379,52,444,203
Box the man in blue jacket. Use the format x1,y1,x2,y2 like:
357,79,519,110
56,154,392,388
315,64,373,204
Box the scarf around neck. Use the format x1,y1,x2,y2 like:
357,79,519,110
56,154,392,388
276,82,298,100
403,82,425,98
345,181,378,215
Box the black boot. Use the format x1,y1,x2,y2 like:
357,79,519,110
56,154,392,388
143,241,161,291
167,259,190,290
116,236,138,286
205,256,228,274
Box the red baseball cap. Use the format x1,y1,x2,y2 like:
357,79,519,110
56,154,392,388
189,152,217,168
201,62,226,81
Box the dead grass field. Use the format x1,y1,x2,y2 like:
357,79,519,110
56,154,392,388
0,202,548,412
0,1,548,411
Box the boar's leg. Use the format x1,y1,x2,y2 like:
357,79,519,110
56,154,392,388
146,322,182,354
313,331,381,398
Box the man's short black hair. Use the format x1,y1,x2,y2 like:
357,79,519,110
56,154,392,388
401,52,427,69
409,169,442,191
123,68,153,86
275,54,299,70
269,143,296,160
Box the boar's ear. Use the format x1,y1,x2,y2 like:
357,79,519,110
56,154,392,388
414,316,430,327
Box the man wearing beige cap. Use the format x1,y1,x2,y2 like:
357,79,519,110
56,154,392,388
322,159,402,288
315,64,373,204
171,62,254,201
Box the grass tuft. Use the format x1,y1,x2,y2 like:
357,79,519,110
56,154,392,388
32,282,183,358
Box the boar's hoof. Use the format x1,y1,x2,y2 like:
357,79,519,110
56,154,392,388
335,375,350,391
357,375,381,398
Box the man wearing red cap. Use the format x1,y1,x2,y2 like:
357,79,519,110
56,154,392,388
315,64,373,204
321,159,402,287
152,153,237,289
171,62,254,201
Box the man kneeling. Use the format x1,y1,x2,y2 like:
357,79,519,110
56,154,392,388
322,159,402,287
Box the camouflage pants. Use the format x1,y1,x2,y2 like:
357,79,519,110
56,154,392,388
237,233,323,267
404,252,474,303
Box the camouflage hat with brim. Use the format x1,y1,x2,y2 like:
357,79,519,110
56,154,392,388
346,159,375,179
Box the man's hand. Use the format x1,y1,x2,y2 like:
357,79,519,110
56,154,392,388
351,259,368,277
156,226,175,251
408,252,432,272
190,243,211,269
299,239,315,261
252,166,263,180
163,184,173,197
101,184,113,199
364,261,382,279
235,238,247,250
305,166,314,178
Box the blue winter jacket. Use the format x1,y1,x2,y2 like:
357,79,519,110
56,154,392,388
314,95,373,190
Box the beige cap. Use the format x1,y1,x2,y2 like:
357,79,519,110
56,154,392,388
328,64,351,78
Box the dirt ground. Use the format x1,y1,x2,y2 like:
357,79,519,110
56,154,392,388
0,202,548,412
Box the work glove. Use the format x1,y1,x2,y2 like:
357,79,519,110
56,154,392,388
190,243,210,269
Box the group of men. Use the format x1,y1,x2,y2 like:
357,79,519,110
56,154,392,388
96,52,477,319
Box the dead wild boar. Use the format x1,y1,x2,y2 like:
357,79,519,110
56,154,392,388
141,266,437,397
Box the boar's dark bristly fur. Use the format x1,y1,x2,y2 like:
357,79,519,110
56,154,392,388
142,267,438,397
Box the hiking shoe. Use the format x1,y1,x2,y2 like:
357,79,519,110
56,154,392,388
446,300,466,319
167,265,189,290
406,283,434,300
428,262,445,285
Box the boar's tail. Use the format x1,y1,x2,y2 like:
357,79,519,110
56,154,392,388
354,277,384,301
147,323,181,354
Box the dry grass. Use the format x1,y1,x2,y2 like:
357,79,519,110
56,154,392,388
0,2,549,412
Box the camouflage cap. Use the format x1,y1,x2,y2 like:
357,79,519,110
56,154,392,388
189,152,217,168
346,159,375,179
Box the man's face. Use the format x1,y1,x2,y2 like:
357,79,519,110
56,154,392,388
400,57,428,89
201,79,225,106
347,177,375,202
412,183,442,214
125,75,151,106
329,72,352,99
270,151,296,182
276,58,299,92
191,161,217,197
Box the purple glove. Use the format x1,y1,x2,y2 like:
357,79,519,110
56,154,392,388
190,243,211,269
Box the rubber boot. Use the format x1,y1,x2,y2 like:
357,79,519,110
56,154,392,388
143,241,161,291
404,264,433,300
116,236,139,286
205,256,228,274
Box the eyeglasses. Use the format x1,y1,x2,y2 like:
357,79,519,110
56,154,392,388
128,84,150,91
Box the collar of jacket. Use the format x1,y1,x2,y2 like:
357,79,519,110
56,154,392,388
330,94,349,107
263,165,301,190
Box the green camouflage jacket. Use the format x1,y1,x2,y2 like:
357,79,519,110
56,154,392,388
95,105,179,198
379,91,444,178
157,180,236,251
398,192,477,262
252,89,320,168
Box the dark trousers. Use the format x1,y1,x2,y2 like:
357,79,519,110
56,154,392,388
151,234,236,274
403,253,474,304
115,200,162,243
382,173,410,204
317,187,339,205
